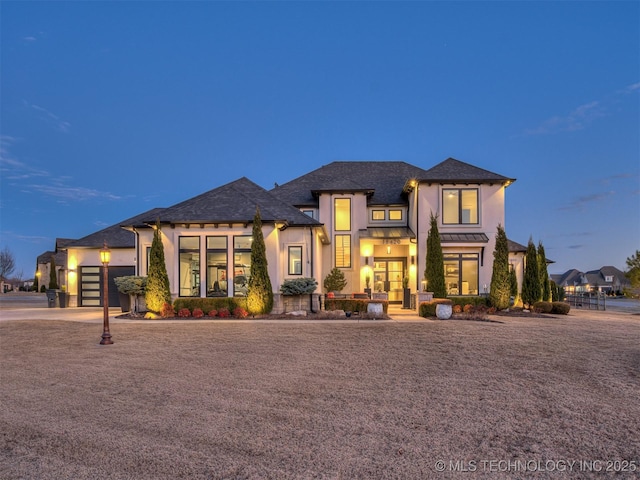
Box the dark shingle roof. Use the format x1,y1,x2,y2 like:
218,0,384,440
37,250,67,265
507,239,527,253
271,161,432,206
419,158,515,185
66,208,165,249
140,177,320,226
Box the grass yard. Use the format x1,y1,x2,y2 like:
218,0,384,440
1,314,639,479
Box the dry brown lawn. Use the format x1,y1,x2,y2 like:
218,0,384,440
1,313,639,479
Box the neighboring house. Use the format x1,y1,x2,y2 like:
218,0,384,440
35,238,74,291
552,266,630,295
57,157,522,310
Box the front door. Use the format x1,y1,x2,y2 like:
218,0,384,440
373,258,405,304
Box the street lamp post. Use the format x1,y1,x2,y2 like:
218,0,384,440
99,242,113,345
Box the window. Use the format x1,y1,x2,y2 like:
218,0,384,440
302,209,315,219
288,246,303,275
206,236,228,297
335,234,351,268
443,189,478,224
334,198,351,231
444,253,479,295
179,236,200,297
389,209,402,221
233,236,252,297
372,210,385,221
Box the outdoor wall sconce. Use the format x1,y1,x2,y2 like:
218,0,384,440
411,255,415,265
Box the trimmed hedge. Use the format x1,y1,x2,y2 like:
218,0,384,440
420,298,453,317
551,301,571,315
324,298,388,314
533,301,553,314
173,297,248,315
448,296,490,308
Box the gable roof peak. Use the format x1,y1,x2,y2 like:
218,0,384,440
421,157,515,185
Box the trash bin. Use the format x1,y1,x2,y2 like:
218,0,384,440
46,289,58,308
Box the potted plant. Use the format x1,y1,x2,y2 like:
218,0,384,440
323,267,347,296
364,274,372,298
114,276,147,313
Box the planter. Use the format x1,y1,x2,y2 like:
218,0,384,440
402,288,411,308
119,292,131,313
58,291,70,308
46,289,58,308
367,302,384,315
436,303,452,320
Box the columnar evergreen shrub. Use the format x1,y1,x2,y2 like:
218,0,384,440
145,222,172,313
538,241,551,302
49,255,59,289
521,237,541,309
489,224,510,309
509,266,518,301
424,212,446,298
246,206,273,315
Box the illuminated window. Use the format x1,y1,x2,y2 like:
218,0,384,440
206,236,228,297
389,209,402,221
334,198,351,231
233,236,252,297
335,234,351,268
372,210,385,221
444,253,479,295
179,236,200,297
443,189,478,224
288,246,303,275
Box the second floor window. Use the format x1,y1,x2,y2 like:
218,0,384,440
334,198,351,231
443,189,478,225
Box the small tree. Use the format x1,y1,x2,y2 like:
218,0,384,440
489,224,510,309
145,222,171,313
538,241,550,302
48,255,59,290
246,206,273,315
323,267,347,293
625,250,640,290
424,212,446,298
0,247,16,279
521,237,540,309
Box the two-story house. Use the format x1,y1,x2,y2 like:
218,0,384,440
60,157,518,311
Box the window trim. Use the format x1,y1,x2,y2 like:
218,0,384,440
178,236,201,297
388,209,403,221
442,188,479,225
334,234,351,268
334,198,351,231
371,209,386,221
288,246,303,275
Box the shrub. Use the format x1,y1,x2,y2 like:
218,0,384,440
551,301,571,315
324,267,347,293
192,308,204,318
452,304,462,314
177,308,191,318
420,298,452,317
233,306,248,318
532,301,553,314
324,298,388,314
173,297,247,314
449,296,490,308
160,302,175,318
218,307,230,318
280,278,318,295
207,309,218,317
114,276,147,295
463,304,474,313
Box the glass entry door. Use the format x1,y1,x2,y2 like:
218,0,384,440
373,258,405,303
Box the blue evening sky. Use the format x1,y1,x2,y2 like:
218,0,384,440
1,1,638,279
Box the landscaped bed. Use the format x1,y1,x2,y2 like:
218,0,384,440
1,313,638,479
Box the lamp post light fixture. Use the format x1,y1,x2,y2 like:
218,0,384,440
99,242,113,345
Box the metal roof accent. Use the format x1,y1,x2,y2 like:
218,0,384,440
359,227,416,239
440,232,489,243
